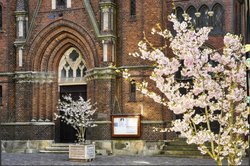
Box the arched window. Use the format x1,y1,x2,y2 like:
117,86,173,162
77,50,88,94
58,48,87,85
212,4,224,34
0,5,2,30
130,0,136,19
57,0,66,8
130,80,136,101
176,7,184,22
186,6,196,28
199,5,209,28
52,0,71,9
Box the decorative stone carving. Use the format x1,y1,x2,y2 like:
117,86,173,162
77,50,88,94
85,67,117,81
14,71,55,83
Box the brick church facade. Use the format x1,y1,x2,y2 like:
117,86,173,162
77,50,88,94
0,0,248,154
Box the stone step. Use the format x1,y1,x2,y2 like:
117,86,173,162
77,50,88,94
45,146,69,151
39,150,69,154
39,143,72,154
162,138,211,158
165,140,194,146
161,153,210,159
164,150,202,156
164,145,199,151
50,143,73,147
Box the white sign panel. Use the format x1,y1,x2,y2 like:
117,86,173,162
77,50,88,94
112,115,141,137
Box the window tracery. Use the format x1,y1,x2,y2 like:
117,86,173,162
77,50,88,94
58,48,87,85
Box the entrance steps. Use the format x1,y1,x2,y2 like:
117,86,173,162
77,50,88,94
162,138,210,158
39,143,71,154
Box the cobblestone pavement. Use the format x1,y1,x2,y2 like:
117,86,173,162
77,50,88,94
0,153,249,166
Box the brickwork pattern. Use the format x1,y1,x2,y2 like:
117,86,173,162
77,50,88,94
0,125,54,140
141,123,166,140
0,0,239,142
15,82,32,122
91,123,112,140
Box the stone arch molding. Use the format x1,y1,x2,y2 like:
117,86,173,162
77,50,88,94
24,19,99,122
28,19,99,73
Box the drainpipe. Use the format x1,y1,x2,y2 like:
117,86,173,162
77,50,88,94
25,0,43,44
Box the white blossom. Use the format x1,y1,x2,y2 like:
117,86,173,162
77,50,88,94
124,13,249,166
55,94,97,143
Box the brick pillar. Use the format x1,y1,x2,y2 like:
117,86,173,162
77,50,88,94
15,81,31,122
31,82,38,121
45,83,53,121
51,81,58,120
86,67,116,140
38,84,45,121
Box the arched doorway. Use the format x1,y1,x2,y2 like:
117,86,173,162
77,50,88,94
58,47,87,143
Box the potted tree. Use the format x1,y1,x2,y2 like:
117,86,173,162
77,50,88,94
55,94,97,161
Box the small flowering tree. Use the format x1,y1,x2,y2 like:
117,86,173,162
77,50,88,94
125,13,249,166
55,95,97,144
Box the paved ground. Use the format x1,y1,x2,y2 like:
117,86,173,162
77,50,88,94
0,153,249,166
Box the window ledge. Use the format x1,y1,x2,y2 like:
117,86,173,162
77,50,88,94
51,7,72,12
128,99,137,102
130,16,137,22
209,33,224,37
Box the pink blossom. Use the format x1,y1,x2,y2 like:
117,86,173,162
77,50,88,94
126,13,248,166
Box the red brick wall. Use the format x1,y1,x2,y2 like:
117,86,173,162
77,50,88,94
0,0,17,123
0,0,238,141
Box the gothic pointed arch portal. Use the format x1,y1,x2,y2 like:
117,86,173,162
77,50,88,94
58,47,87,143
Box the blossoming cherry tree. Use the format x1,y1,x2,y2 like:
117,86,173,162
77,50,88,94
127,13,249,166
55,95,97,144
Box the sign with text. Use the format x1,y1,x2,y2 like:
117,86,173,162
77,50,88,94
111,115,141,137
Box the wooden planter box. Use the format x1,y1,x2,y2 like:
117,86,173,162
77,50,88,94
69,144,95,162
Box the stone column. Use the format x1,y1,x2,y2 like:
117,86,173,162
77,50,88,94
99,0,116,65
14,72,33,122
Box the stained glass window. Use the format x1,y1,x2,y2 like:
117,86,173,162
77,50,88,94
76,67,81,77
186,6,196,28
0,5,2,30
176,7,184,22
130,0,136,18
69,50,79,61
130,80,136,101
56,0,66,9
212,4,224,34
199,5,209,28
61,68,66,78
59,48,87,84
0,85,2,105
68,68,73,78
